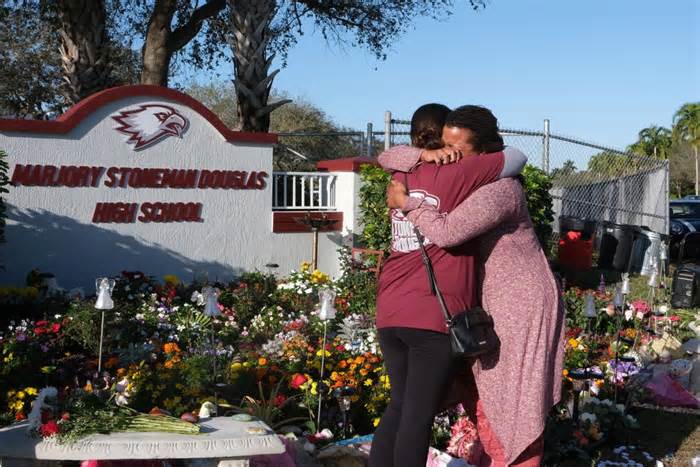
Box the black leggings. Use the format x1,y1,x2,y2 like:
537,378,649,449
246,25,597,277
369,327,453,467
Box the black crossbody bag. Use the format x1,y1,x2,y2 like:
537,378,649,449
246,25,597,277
403,173,499,359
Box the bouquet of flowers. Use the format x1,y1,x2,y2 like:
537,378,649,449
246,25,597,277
26,387,200,444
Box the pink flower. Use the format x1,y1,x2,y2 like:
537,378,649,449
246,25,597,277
447,416,481,462
631,299,651,315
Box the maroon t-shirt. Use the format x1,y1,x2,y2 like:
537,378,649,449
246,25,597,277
376,152,505,334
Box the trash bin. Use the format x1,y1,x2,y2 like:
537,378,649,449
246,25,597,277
628,228,665,276
558,216,596,270
598,223,637,271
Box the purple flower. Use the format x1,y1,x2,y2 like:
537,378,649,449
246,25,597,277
40,344,49,353
15,332,26,342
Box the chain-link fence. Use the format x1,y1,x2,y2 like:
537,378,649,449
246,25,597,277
381,114,669,235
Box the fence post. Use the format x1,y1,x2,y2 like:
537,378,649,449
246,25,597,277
384,111,392,150
542,118,550,174
366,122,373,158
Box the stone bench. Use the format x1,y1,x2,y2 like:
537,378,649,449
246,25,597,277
0,417,285,467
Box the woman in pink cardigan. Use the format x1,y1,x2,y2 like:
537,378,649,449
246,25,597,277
380,105,566,466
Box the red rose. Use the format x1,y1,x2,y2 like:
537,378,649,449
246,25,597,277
290,373,308,389
336,345,346,352
51,323,61,333
273,394,287,407
35,320,48,327
15,412,26,421
34,327,46,336
40,420,60,437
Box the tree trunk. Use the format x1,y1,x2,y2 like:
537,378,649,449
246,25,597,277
141,0,177,86
141,0,226,87
56,0,115,104
228,0,290,132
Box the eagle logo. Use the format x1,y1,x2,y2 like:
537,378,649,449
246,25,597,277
111,104,189,150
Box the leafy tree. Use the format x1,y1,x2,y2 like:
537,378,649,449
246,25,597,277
673,102,700,195
0,5,64,118
550,159,577,181
224,0,487,132
186,81,359,170
627,125,672,159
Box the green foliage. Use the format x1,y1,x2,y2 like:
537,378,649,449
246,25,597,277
218,271,278,327
358,164,392,254
521,165,554,248
335,247,378,318
0,150,8,245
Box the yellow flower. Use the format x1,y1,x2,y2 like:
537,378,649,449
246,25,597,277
364,379,373,386
316,349,331,358
231,362,242,372
163,274,180,286
567,338,579,350
373,417,381,427
243,362,251,369
16,391,25,400
562,369,569,377
301,262,311,272
310,382,318,395
24,387,38,396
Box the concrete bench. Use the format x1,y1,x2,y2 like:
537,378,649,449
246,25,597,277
0,417,285,467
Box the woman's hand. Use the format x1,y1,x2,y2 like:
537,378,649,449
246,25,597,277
420,147,463,165
386,179,409,209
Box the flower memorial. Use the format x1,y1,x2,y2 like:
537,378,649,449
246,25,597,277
0,256,698,465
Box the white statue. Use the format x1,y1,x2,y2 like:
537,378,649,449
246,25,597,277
95,278,115,310
202,286,221,317
584,292,597,318
318,288,337,321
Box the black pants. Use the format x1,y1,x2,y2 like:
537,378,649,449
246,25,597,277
369,327,453,467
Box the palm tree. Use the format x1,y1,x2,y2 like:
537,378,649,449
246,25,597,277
673,103,700,194
55,0,116,105
628,125,672,159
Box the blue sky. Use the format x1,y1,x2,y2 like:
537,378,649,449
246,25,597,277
199,0,698,149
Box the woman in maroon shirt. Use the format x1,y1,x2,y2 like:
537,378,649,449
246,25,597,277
370,104,526,467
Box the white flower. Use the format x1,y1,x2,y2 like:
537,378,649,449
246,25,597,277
580,412,597,424
191,291,205,306
658,305,669,314
615,403,626,413
624,307,634,321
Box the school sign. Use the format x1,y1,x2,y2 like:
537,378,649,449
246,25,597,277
0,85,351,289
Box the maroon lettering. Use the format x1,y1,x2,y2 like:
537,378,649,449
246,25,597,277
245,171,258,189
76,166,91,187
90,167,105,187
211,170,224,188
256,171,268,189
104,167,118,187
92,202,138,223
40,165,57,186
118,168,130,187
10,164,31,186
198,170,211,188
232,171,244,189
28,165,42,186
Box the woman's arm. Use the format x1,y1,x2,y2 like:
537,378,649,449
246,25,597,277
377,145,528,178
377,145,423,172
405,178,521,249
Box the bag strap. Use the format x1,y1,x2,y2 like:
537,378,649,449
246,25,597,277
402,173,464,328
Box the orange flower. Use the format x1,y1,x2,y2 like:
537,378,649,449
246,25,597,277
104,356,119,369
163,343,181,354
338,361,348,369
258,358,267,366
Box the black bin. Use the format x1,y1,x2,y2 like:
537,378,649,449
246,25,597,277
598,223,637,271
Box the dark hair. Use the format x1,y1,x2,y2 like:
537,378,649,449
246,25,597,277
445,105,504,153
410,103,451,149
